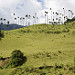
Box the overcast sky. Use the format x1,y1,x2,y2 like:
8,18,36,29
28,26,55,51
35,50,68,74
0,0,75,25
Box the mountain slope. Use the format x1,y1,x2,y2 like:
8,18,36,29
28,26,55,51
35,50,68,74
0,23,75,75
0,24,25,30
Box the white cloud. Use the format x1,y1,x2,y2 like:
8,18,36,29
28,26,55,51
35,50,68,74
44,0,75,12
0,0,42,24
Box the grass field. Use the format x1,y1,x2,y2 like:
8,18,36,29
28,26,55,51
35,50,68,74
0,22,75,75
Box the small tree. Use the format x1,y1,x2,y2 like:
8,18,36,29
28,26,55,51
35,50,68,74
6,50,27,68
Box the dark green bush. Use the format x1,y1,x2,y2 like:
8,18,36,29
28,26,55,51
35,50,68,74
0,66,3,69
0,56,3,60
0,30,4,40
6,50,27,68
58,51,62,53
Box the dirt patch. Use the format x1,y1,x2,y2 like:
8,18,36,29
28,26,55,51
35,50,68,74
0,57,10,68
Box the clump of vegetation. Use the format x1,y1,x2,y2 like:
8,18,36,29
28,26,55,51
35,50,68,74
65,17,75,23
10,63,75,75
46,30,61,34
54,63,64,70
20,29,31,33
0,66,3,69
45,52,51,59
0,29,4,40
62,28,70,32
58,51,62,53
6,50,27,68
0,56,3,60
33,54,39,58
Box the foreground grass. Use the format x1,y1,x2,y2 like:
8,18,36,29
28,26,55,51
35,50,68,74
0,22,75,75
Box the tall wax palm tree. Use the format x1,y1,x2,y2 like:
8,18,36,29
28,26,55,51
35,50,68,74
61,14,64,24
7,21,9,24
25,15,28,26
4,19,6,24
21,17,24,25
14,18,17,24
13,13,18,24
33,16,35,25
50,8,52,24
66,16,68,21
68,10,71,19
20,17,22,25
0,18,3,24
59,16,62,24
58,10,60,24
70,10,72,19
71,12,74,18
1,22,3,25
22,17,25,26
47,12,48,24
45,14,46,24
45,11,48,24
17,17,20,25
0,18,2,20
59,13,62,24
48,19,50,24
34,13,37,24
45,11,48,32
55,12,59,24
53,12,54,25
7,21,10,27
68,10,74,19
36,17,38,24
63,8,65,24
63,8,66,29
28,15,31,25
13,13,15,16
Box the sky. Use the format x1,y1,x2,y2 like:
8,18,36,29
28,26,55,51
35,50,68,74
0,0,75,25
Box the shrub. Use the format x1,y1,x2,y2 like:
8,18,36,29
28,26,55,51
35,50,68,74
46,30,61,34
6,50,27,68
46,52,51,58
62,29,70,33
0,30,4,40
0,56,3,60
58,51,62,53
33,54,39,58
20,30,26,33
53,30,61,34
0,66,3,69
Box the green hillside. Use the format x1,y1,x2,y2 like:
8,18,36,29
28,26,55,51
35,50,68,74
0,22,75,75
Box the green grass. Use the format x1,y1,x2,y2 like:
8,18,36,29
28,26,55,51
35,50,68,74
0,22,75,75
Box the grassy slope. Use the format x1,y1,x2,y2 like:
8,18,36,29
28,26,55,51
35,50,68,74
0,22,75,75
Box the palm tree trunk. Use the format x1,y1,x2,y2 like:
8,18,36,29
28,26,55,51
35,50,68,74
51,11,53,22
47,14,48,24
35,13,37,24
45,14,46,24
